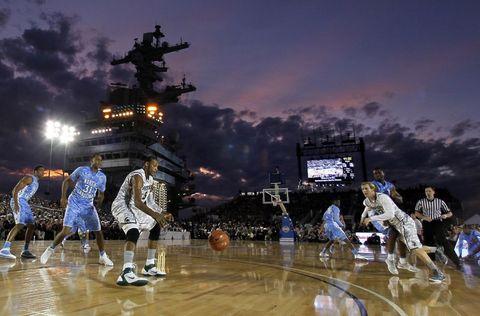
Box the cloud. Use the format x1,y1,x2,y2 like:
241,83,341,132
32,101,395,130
450,120,480,138
361,102,381,116
0,8,10,29
414,118,435,132
161,99,480,217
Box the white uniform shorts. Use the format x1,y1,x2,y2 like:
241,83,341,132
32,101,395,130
392,216,422,251
111,201,158,233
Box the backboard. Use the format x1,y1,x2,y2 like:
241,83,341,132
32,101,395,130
262,187,289,205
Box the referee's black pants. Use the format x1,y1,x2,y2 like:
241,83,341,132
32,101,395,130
423,220,460,266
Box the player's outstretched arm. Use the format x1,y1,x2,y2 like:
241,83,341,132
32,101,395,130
132,175,167,227
61,176,74,208
12,176,32,213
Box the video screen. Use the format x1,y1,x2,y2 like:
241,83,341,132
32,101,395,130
307,157,355,182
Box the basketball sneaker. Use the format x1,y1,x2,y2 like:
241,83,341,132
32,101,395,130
142,263,166,277
20,250,36,259
99,253,114,266
397,262,420,272
429,271,446,283
0,248,16,260
117,266,149,286
386,259,399,275
40,247,55,264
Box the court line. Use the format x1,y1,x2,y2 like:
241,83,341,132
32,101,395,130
191,255,408,316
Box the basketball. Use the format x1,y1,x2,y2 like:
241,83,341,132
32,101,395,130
208,229,230,251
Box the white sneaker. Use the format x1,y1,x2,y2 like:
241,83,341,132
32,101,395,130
0,248,16,260
142,264,166,277
319,251,330,258
397,262,420,273
82,244,91,254
386,259,399,275
40,247,55,264
99,253,114,266
117,267,148,286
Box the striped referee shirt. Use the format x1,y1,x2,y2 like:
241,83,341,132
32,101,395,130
414,198,450,220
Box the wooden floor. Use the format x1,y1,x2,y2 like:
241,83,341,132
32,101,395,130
0,240,479,315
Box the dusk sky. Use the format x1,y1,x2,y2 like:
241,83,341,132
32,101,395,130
0,1,479,215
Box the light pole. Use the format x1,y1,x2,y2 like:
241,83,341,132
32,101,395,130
44,121,61,195
59,125,76,180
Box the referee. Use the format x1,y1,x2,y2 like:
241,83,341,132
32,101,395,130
414,186,460,267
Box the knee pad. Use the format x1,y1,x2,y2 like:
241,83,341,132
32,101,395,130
149,223,161,241
126,228,140,244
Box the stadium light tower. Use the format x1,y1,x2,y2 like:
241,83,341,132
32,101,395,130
59,125,77,180
44,121,61,195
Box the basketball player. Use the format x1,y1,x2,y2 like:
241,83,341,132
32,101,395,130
361,182,445,282
40,154,113,266
0,165,45,259
112,156,172,286
369,168,414,274
319,198,366,260
456,225,480,263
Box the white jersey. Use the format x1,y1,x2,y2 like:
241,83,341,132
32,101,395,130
112,169,162,233
363,193,422,250
363,193,408,226
113,169,156,209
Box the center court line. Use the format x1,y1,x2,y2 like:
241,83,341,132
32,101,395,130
190,255,408,316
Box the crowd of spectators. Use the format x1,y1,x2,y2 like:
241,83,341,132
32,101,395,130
0,185,471,248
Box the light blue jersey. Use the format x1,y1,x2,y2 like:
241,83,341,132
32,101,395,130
9,175,39,225
456,230,480,258
17,175,39,201
64,166,106,231
323,205,344,227
323,204,348,241
69,166,106,205
371,180,395,195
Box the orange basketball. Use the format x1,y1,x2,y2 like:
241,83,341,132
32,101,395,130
208,229,230,251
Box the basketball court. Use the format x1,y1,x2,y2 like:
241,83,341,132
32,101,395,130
0,240,477,315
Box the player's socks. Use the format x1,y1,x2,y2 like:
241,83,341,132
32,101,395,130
123,251,135,270
23,242,29,251
146,248,156,265
2,241,11,249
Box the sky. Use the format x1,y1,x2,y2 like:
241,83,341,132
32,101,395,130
0,0,479,215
